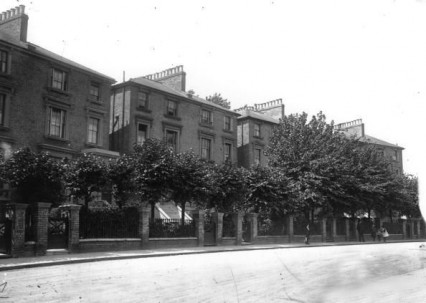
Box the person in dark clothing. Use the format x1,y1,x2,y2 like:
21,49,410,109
357,219,365,242
305,223,310,245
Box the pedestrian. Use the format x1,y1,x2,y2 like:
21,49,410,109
357,219,365,242
378,225,389,243
305,223,310,245
371,223,377,241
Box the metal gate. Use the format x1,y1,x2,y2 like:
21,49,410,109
48,209,69,249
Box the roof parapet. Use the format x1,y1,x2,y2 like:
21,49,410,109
334,119,363,130
234,98,283,113
144,65,184,81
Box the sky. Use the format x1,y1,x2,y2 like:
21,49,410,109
1,1,425,179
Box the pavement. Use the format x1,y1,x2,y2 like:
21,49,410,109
1,239,425,272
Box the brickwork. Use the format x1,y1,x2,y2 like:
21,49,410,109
213,212,223,245
9,203,28,257
34,202,51,256
110,79,239,164
0,6,28,42
61,204,81,252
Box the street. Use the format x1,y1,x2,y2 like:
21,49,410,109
1,242,426,302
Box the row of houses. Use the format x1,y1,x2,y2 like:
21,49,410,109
0,6,404,204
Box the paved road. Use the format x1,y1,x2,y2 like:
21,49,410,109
1,242,425,302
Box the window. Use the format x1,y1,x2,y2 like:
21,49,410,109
52,68,68,91
88,117,100,144
90,83,100,101
48,107,66,138
254,123,261,137
224,143,232,162
392,150,398,161
0,94,5,126
137,123,148,145
201,138,211,160
137,92,148,109
254,148,261,165
0,50,8,73
201,110,212,125
166,130,178,151
224,116,231,131
167,100,177,116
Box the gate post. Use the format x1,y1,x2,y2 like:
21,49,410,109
416,219,421,239
34,202,51,256
246,213,258,244
402,219,407,239
8,203,28,257
139,204,150,248
233,212,243,245
193,209,205,247
345,219,350,241
321,218,327,242
61,204,81,252
410,220,415,239
354,220,359,242
287,215,294,243
213,212,223,245
331,218,337,242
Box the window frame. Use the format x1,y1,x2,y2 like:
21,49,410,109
166,100,178,117
254,148,262,165
201,137,212,160
0,49,9,74
51,68,68,91
136,122,149,146
254,123,261,138
224,116,232,131
201,109,213,125
47,107,67,139
87,117,100,145
0,94,6,126
224,142,232,162
137,91,149,110
89,82,100,101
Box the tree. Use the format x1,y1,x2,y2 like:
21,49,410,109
0,148,65,205
108,154,137,209
205,93,231,109
208,163,249,213
133,139,175,218
64,153,109,208
168,151,212,226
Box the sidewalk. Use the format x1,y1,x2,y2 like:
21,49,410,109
1,239,424,272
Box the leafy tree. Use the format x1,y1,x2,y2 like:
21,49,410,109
133,139,175,218
64,153,109,208
108,154,137,209
246,166,290,215
0,148,65,205
208,163,249,213
168,151,212,226
205,93,231,109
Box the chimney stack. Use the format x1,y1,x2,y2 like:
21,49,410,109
144,65,186,92
0,5,28,42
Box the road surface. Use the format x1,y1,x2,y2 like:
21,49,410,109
1,242,426,302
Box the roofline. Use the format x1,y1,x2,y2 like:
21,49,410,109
0,38,116,83
112,80,240,116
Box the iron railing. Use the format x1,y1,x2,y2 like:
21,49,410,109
80,207,139,239
258,218,286,236
222,214,235,237
149,218,195,238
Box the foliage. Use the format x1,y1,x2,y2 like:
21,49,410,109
133,139,175,214
208,163,249,212
0,148,65,205
168,151,212,225
108,154,137,209
64,153,109,207
205,93,231,109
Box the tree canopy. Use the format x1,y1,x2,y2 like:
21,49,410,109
205,93,231,109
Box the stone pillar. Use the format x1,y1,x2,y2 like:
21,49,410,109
60,204,81,252
287,215,294,243
233,212,243,245
416,219,421,239
402,219,407,239
139,204,150,248
321,218,327,242
354,220,359,241
246,213,258,244
410,220,415,239
213,212,223,245
8,203,28,257
193,209,205,247
345,219,350,241
332,218,337,241
34,202,51,256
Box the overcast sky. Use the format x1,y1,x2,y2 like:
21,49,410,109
2,0,425,180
